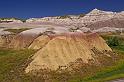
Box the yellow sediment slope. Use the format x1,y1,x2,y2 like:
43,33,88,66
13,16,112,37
25,33,112,73
28,35,51,49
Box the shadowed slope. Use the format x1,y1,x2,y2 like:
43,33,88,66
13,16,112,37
86,33,112,51
9,34,37,49
9,28,47,49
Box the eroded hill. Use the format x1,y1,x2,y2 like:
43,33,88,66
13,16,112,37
25,33,113,73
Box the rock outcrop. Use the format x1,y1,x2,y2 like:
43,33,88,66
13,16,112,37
0,34,15,48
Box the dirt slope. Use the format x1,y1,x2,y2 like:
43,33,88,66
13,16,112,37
9,33,38,49
25,33,112,73
86,33,112,51
28,35,51,49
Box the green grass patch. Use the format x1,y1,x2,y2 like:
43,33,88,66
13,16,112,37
81,59,124,82
0,49,36,82
4,28,31,34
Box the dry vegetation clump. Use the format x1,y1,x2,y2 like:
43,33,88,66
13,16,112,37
4,28,31,34
58,15,71,19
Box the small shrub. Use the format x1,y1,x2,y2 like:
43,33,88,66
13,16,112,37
59,15,71,19
69,27,80,32
79,14,85,18
107,36,120,47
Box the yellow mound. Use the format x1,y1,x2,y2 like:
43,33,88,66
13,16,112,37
25,33,112,73
28,35,51,49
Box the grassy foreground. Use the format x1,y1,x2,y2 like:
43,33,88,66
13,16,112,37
79,49,124,82
0,49,36,82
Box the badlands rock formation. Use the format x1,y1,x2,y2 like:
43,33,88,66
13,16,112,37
9,28,46,49
25,9,124,33
81,9,116,24
93,27,121,33
87,18,124,30
0,9,124,33
25,33,112,73
9,27,69,49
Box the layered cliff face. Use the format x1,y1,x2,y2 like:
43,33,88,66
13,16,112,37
25,9,124,33
80,9,116,25
87,18,124,30
0,9,124,33
8,28,46,49
25,33,112,73
26,9,123,25
8,27,70,49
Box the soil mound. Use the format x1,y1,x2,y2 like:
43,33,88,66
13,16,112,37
25,33,112,73
8,28,47,49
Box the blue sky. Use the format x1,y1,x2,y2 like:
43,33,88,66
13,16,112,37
0,0,124,18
